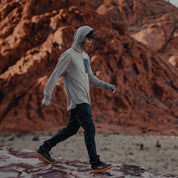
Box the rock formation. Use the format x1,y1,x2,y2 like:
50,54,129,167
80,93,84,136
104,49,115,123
0,0,178,135
0,146,177,178
127,0,178,68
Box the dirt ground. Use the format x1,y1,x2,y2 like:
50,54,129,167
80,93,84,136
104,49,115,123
0,132,178,175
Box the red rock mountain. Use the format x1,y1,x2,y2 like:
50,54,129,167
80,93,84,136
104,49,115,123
0,0,178,135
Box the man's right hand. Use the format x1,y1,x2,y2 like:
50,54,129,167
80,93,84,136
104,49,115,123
41,97,50,111
42,97,51,106
41,97,57,110
41,104,48,110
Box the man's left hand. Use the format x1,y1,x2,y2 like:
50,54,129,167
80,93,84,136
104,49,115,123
111,85,116,93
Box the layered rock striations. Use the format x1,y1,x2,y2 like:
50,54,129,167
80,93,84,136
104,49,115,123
0,0,178,135
0,146,177,178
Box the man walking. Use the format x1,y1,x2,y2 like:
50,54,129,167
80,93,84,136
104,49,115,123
36,26,116,173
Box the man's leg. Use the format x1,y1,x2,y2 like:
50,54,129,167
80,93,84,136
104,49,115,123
74,103,100,165
75,103,112,173
42,114,80,151
36,110,80,163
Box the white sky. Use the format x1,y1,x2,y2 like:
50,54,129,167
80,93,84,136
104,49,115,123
166,0,178,7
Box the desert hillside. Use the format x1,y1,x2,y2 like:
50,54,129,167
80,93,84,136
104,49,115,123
0,0,178,135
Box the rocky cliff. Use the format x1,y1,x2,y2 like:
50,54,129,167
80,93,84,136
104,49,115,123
0,0,178,135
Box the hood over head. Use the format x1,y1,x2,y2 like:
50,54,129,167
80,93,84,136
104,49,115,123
71,26,94,52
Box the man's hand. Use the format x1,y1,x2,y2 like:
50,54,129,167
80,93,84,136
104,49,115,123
41,97,50,111
41,98,57,111
41,104,49,111
111,85,117,93
111,85,116,93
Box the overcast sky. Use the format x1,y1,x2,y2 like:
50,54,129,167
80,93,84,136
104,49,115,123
166,0,178,7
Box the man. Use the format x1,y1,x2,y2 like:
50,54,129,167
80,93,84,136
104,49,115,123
36,26,116,173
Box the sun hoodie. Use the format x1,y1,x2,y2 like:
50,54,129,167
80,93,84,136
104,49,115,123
42,26,115,111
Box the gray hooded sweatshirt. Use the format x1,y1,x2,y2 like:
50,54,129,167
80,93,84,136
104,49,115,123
42,26,114,111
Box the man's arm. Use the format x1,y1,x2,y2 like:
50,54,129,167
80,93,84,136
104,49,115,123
88,59,116,93
42,52,71,106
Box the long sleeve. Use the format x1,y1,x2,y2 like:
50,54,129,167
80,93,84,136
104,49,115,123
88,60,114,92
42,52,71,106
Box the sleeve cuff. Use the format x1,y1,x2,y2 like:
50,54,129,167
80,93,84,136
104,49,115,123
104,83,114,92
42,97,51,106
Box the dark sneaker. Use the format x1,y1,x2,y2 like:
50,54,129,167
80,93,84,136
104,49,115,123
36,148,56,164
91,162,112,173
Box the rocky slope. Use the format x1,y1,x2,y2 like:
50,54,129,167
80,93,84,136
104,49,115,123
127,0,178,68
0,146,177,178
0,0,178,135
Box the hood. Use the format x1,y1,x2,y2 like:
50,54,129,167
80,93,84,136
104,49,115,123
71,26,94,52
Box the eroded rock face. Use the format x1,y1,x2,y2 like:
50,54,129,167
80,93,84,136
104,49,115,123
127,0,178,68
0,146,177,178
0,0,178,135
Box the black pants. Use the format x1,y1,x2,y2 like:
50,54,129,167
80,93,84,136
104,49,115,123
40,103,100,166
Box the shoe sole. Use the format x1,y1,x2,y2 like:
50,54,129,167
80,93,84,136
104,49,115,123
35,151,57,164
91,164,112,173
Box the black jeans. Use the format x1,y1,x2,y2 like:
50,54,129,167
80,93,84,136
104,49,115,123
40,103,100,166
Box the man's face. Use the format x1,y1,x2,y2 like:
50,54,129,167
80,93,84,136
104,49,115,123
84,37,93,51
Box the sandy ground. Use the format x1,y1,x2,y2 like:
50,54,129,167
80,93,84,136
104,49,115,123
0,132,178,175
